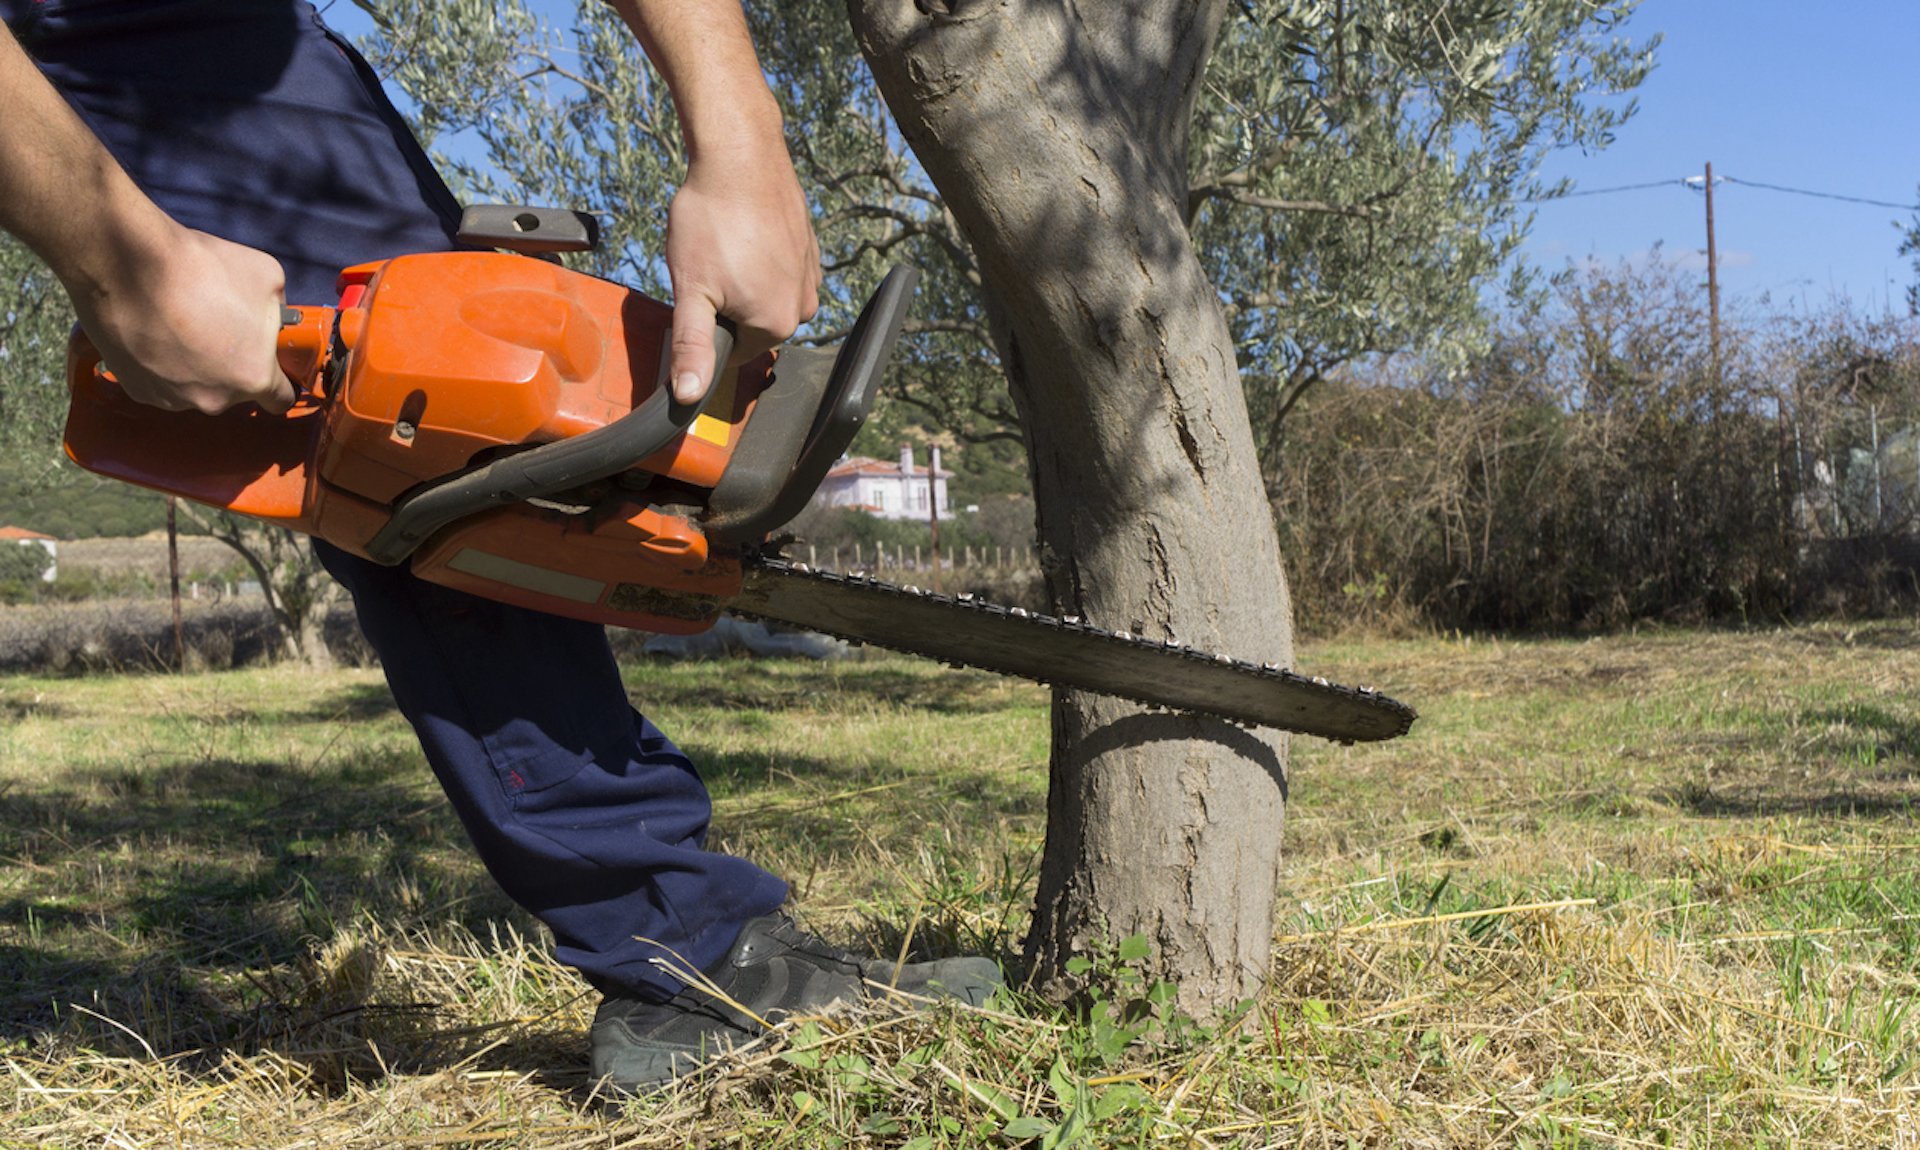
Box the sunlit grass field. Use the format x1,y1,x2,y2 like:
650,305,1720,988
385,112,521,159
3,622,1919,1147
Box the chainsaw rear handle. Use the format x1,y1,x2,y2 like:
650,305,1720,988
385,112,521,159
360,324,736,566
71,304,336,404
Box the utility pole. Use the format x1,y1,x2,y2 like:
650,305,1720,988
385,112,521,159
1703,160,1721,384
167,495,184,670
926,442,942,592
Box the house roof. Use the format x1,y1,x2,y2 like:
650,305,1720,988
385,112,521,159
823,456,953,480
0,526,55,542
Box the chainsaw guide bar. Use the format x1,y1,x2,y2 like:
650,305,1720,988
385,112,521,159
731,552,1416,744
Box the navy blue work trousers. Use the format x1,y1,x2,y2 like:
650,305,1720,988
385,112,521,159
6,0,788,1000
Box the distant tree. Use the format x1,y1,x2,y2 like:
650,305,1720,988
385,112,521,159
0,460,177,538
1271,253,1920,630
1903,189,1920,315
176,506,341,667
0,538,54,601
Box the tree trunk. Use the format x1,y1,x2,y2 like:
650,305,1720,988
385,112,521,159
847,0,1293,1012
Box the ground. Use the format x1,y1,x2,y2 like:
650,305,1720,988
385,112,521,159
2,623,1918,1147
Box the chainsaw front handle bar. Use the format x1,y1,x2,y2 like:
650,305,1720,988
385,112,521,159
704,265,918,545
361,324,735,566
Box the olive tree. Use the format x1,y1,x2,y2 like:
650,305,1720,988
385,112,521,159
348,0,1652,1010
837,1,1293,1010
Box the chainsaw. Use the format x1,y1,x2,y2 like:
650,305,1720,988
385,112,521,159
63,206,1414,744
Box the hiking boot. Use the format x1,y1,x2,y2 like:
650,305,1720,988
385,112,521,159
589,913,1001,1092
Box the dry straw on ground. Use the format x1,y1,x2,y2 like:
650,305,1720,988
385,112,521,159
8,887,1916,1148
5,626,1920,1146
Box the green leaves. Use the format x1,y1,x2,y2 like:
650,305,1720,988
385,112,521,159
0,233,74,456
753,931,1176,1148
353,0,1017,451
996,1058,1141,1149
1195,0,1657,467
1902,189,1920,314
1000,1115,1054,1140
343,0,1657,535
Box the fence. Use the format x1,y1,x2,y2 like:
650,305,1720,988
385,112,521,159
2,531,1050,673
796,541,1034,577
1791,409,1920,541
29,534,252,598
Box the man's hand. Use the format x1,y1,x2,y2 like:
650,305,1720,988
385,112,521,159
75,226,297,415
1,24,294,415
607,0,822,405
664,152,821,404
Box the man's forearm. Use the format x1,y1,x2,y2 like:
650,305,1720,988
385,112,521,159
603,0,820,403
0,24,175,304
605,0,787,160
0,24,293,413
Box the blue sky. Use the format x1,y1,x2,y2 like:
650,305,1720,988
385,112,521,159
323,0,1920,315
1528,0,1920,314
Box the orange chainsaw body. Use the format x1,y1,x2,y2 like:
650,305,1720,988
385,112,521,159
65,251,781,633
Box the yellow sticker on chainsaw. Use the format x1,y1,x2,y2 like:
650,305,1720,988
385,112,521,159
691,412,730,446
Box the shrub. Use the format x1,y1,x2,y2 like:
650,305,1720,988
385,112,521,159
0,543,54,603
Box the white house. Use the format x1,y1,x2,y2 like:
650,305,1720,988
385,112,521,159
0,526,57,582
817,444,952,520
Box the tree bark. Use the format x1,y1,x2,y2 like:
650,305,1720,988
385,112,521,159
847,0,1293,1012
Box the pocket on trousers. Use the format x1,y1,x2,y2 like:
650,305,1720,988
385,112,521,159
482,723,593,806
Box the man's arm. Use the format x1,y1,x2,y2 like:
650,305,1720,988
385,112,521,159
0,25,294,414
607,0,821,403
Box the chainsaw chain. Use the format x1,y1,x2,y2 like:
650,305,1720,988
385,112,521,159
735,551,1416,742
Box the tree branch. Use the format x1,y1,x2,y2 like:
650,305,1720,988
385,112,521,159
902,318,995,346
1188,185,1379,221
816,204,976,280
887,383,1027,448
821,229,920,275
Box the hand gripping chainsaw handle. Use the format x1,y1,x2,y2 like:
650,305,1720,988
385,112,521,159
69,304,337,405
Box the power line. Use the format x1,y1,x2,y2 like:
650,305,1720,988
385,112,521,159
1525,173,1919,211
1523,178,1683,202
1718,176,1919,211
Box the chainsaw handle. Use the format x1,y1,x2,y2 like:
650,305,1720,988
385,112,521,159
69,304,336,404
361,324,736,566
705,265,918,544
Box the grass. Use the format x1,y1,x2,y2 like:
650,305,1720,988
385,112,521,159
2,622,1919,1146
